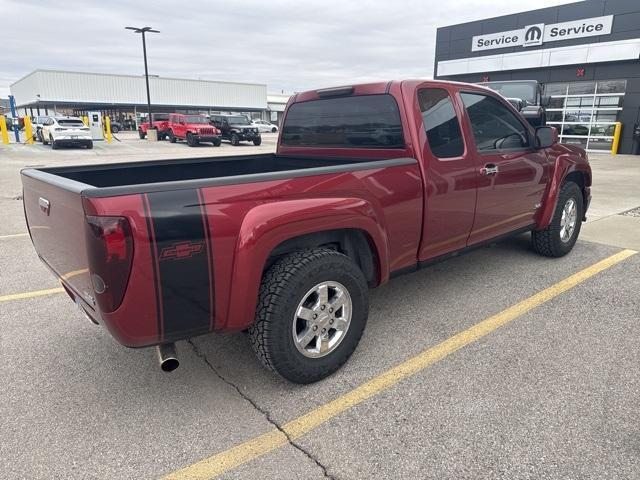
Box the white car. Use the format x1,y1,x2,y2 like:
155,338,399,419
41,116,93,149
252,119,279,133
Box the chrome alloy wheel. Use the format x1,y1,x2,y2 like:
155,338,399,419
292,281,352,358
560,197,578,243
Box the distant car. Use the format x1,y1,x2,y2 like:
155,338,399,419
41,116,93,149
210,114,262,145
109,120,123,134
31,116,51,142
252,119,279,133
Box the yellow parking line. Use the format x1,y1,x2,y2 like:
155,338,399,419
0,233,29,239
0,287,64,303
162,248,637,480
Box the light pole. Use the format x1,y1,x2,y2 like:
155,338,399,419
125,26,159,125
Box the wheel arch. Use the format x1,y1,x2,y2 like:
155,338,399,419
222,198,389,331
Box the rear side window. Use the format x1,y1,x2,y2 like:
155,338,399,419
58,120,84,127
418,88,464,158
460,92,529,152
282,94,404,148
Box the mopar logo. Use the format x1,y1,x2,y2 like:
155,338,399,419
523,24,544,47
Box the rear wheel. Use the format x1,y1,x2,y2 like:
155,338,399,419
111,125,120,134
42,134,49,145
86,141,93,149
168,130,176,143
249,248,369,384
253,137,262,146
271,127,277,133
230,133,240,146
532,181,583,257
51,138,58,150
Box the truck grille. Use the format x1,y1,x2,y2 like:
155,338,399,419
199,128,215,135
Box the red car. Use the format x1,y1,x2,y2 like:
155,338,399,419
137,113,170,139
22,80,591,383
166,113,221,147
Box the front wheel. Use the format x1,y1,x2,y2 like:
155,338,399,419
532,181,583,257
253,137,262,146
230,133,240,146
249,248,369,384
111,126,119,134
186,132,198,147
213,138,221,147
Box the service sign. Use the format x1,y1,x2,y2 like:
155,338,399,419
472,15,613,51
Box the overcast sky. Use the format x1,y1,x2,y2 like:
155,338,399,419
1,0,578,98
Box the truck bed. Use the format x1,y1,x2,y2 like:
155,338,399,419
23,153,411,197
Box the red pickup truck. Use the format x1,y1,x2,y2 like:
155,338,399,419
166,113,222,147
137,113,170,139
22,80,591,383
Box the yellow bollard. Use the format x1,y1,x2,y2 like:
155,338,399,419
0,115,9,144
24,116,34,144
82,116,89,126
105,116,112,143
611,122,622,155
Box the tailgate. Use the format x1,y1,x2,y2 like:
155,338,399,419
21,171,93,305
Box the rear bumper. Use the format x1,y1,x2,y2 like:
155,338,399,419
53,138,92,147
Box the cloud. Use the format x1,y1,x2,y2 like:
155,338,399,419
0,0,575,97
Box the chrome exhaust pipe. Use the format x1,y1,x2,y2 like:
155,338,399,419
156,343,179,372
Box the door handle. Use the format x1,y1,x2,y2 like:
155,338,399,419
480,164,499,176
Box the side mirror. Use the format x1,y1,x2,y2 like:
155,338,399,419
507,98,524,111
541,95,551,107
535,126,558,149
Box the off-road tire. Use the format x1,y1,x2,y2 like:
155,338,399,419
249,248,369,384
138,130,146,139
253,137,262,146
213,138,221,147
168,131,176,143
230,133,240,146
532,181,583,257
186,132,198,147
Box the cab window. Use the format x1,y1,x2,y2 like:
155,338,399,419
460,92,529,152
418,88,464,158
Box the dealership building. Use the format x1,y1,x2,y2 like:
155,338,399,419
9,70,288,126
435,0,640,154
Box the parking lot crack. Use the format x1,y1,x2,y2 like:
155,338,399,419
187,339,336,480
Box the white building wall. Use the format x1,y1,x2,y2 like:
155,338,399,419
10,70,267,109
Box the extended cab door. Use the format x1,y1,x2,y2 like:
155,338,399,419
413,84,478,261
459,91,550,245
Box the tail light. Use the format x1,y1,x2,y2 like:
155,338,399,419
85,216,134,313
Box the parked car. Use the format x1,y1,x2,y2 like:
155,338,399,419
31,116,51,142
210,114,261,145
138,113,170,139
252,119,279,133
21,80,591,383
166,113,221,146
109,120,123,134
40,116,92,149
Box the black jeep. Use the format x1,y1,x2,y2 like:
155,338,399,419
209,114,262,146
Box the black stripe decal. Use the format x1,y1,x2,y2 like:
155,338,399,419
197,188,216,329
142,194,164,339
146,189,213,340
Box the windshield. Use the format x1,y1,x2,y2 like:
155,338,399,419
481,82,537,104
226,116,251,125
185,116,209,124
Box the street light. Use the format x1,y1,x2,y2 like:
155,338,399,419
125,26,159,126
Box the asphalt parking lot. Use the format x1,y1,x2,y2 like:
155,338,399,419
1,136,639,479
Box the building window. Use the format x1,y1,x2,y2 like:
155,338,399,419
544,80,626,152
